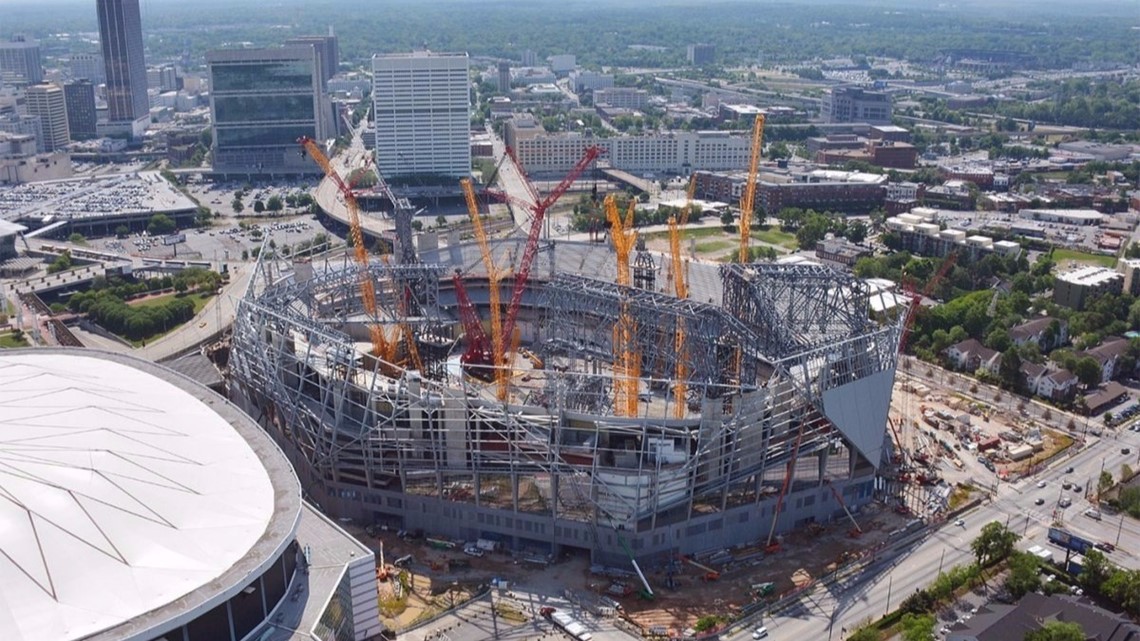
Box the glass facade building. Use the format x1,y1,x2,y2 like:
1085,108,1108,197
97,0,149,123
207,46,330,176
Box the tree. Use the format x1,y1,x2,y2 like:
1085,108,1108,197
253,199,265,213
1080,549,1112,592
899,613,935,641
68,232,86,245
971,521,1020,567
999,350,1024,391
720,210,735,229
232,198,244,213
241,249,249,261
174,280,188,294
146,213,176,236
986,328,1012,352
114,225,130,238
1005,551,1042,597
435,214,448,228
1104,569,1140,615
847,220,868,244
1100,470,1115,494
1024,621,1086,641
266,195,283,212
847,627,881,641
1075,356,1102,389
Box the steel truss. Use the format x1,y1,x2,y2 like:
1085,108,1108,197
228,251,903,547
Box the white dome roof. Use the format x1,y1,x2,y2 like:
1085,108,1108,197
0,352,280,641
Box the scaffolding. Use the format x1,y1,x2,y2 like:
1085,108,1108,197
228,243,907,564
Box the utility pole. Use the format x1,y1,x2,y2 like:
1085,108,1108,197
885,573,894,615
1116,512,1126,547
937,548,946,576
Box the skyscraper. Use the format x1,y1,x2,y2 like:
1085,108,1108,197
372,51,470,179
0,36,44,84
26,84,69,151
69,53,106,84
497,62,511,93
64,80,98,140
207,45,330,177
285,30,339,84
97,0,149,134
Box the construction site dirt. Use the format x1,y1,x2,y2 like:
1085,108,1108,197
346,505,918,636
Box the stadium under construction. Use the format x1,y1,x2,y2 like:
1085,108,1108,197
227,235,905,567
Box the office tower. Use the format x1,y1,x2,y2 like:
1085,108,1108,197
687,43,716,65
207,45,329,176
372,51,470,178
0,36,44,84
822,86,893,125
69,53,106,84
497,62,511,93
97,0,149,128
64,80,97,139
521,49,536,67
25,84,69,151
285,30,339,84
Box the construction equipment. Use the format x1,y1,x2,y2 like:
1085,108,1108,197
460,178,508,399
738,114,766,263
825,481,863,538
497,146,602,362
681,556,720,582
667,175,698,418
607,195,640,417
764,414,818,554
452,272,493,378
299,136,395,365
615,530,654,600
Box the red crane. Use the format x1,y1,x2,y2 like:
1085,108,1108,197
461,146,602,370
452,272,493,378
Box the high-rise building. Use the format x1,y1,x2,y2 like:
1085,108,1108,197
822,86,893,125
0,36,44,84
497,61,511,93
285,30,339,84
25,84,69,151
372,51,470,179
69,53,106,84
687,43,716,65
521,49,536,67
0,114,43,152
207,45,330,176
147,65,178,91
64,80,98,140
97,0,149,133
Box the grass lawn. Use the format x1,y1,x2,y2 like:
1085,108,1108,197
1051,248,1117,269
751,227,799,249
123,292,215,346
0,333,29,349
131,291,214,314
643,226,727,242
693,239,734,254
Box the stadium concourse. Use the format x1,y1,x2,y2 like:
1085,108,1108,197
0,349,382,641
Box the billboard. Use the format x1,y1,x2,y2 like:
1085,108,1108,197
162,233,186,246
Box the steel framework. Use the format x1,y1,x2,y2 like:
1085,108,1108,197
228,244,906,566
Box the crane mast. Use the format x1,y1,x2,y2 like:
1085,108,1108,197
738,114,766,263
461,178,508,400
668,175,697,418
606,195,640,417
299,136,393,363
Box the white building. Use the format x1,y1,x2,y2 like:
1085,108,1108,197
25,83,69,152
1018,208,1104,226
372,51,470,178
572,70,613,93
550,54,576,75
508,126,752,175
594,87,648,110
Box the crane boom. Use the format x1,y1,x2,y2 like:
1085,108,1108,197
300,136,392,361
499,146,602,352
452,272,492,375
738,114,766,263
461,178,507,399
607,196,640,417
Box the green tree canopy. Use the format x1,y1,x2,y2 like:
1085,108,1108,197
146,213,176,236
972,521,1020,567
1025,621,1085,641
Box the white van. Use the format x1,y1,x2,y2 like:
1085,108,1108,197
1059,496,1072,508
752,626,769,639
1085,508,1102,520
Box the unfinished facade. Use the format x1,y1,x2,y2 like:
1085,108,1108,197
228,240,904,566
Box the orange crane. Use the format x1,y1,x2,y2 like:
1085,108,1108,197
825,481,863,538
668,176,698,418
299,136,393,364
606,195,640,417
738,114,766,263
461,177,508,400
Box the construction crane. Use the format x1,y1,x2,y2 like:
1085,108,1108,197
681,555,720,582
668,175,698,418
738,114,766,263
461,177,508,400
825,481,863,538
606,195,639,417
476,146,602,370
299,136,393,364
763,415,811,554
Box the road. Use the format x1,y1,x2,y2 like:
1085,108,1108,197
724,425,1140,641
